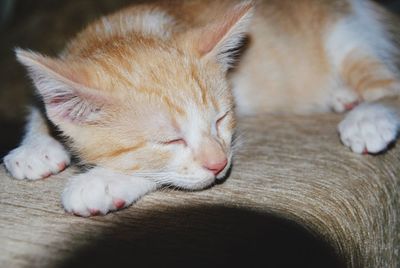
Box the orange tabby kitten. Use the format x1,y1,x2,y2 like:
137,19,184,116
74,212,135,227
3,0,400,216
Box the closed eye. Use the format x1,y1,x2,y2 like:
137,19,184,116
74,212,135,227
162,138,187,146
216,111,229,126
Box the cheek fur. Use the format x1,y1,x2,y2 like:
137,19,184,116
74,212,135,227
92,145,173,173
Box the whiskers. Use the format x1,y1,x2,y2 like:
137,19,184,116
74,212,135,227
231,130,246,154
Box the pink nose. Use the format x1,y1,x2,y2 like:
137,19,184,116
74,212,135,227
203,158,228,176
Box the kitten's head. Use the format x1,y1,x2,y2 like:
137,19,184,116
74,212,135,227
16,1,253,190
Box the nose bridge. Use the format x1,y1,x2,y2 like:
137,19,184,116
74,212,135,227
196,135,225,163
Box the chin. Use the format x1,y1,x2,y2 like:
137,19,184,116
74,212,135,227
172,176,216,191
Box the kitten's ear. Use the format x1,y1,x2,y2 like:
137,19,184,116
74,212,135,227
16,48,109,125
192,1,254,70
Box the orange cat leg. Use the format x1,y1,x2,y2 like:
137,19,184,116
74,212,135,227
340,51,400,102
337,51,400,154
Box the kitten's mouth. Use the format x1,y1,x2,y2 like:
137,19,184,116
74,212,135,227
149,155,233,191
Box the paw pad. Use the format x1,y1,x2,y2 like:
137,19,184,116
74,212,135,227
113,199,126,209
89,209,101,216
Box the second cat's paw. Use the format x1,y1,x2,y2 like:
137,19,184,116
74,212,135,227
338,103,400,154
3,136,70,180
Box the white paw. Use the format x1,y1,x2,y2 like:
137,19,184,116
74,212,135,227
3,135,70,180
330,87,360,113
338,103,400,154
62,168,156,217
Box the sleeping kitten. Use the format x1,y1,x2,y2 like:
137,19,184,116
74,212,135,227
3,0,400,216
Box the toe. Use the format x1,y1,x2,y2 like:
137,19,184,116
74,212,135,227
113,199,126,209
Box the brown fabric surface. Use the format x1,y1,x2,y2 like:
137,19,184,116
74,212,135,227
1,114,398,268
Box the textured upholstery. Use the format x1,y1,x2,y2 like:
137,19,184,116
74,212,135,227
1,114,398,267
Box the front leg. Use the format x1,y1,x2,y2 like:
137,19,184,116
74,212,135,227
62,167,157,217
332,47,400,153
3,107,70,180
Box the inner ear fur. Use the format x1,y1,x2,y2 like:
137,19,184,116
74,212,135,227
16,48,110,124
187,1,254,70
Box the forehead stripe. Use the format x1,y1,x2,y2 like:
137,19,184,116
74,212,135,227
191,67,208,106
100,141,146,158
162,95,185,115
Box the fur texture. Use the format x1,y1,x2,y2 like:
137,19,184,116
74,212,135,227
4,0,400,216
